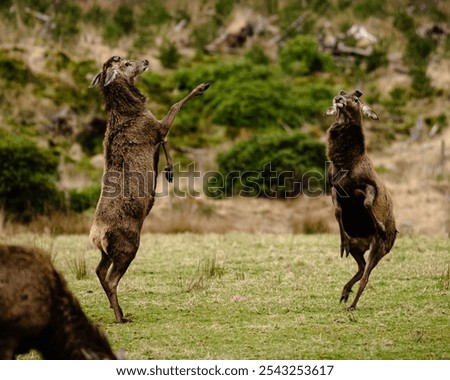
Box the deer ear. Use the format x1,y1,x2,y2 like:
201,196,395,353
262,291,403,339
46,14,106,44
324,107,337,117
104,69,118,86
89,72,102,88
362,104,379,120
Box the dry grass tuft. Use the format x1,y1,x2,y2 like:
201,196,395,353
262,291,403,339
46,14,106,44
187,253,225,292
68,251,88,280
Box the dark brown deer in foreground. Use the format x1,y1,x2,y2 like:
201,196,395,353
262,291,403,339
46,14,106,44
324,90,397,310
0,245,117,359
89,56,209,322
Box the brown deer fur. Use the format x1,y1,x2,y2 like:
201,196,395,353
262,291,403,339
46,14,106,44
89,56,209,322
0,245,116,359
324,90,397,310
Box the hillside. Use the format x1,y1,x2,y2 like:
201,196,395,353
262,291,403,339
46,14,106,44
0,0,449,235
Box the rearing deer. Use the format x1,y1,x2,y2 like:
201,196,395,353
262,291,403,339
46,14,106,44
324,89,397,310
89,56,209,322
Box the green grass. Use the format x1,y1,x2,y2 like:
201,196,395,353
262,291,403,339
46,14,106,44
2,233,449,360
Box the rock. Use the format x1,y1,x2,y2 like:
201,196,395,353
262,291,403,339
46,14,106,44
90,154,104,169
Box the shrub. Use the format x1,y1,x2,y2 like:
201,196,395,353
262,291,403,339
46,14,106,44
52,1,82,42
207,75,300,130
393,12,415,33
208,132,326,198
292,83,336,124
0,132,62,222
262,0,279,14
244,44,270,65
279,35,334,76
139,0,172,26
337,0,352,10
171,61,334,134
68,185,101,213
410,68,434,96
365,43,389,72
383,86,409,114
215,0,236,17
84,4,108,25
159,41,181,69
404,34,435,69
191,21,220,54
113,4,135,35
353,0,385,19
0,52,33,86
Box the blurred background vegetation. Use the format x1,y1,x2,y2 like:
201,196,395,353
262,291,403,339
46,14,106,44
0,0,448,229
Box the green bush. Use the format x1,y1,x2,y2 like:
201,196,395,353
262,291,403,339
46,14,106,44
365,43,388,72
103,21,123,46
244,44,270,65
382,86,409,114
52,1,82,42
84,4,108,25
353,0,385,19
68,185,101,213
262,0,279,14
337,0,352,10
0,52,33,86
191,21,220,54
139,0,172,26
292,83,336,124
279,35,334,76
114,4,135,34
207,132,326,198
404,34,435,69
215,0,236,17
102,4,135,46
0,132,62,222
410,67,434,96
207,75,300,130
159,41,181,69
171,61,334,134
393,12,415,33
393,13,436,98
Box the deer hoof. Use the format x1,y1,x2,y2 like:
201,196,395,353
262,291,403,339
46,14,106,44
340,242,350,258
164,166,173,183
115,317,132,324
195,82,210,95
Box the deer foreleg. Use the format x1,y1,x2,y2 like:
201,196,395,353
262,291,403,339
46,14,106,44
160,82,210,133
162,141,173,183
359,185,387,240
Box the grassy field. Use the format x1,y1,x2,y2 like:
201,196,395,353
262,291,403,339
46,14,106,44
2,232,449,360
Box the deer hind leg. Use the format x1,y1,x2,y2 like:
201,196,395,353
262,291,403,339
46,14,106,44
160,82,210,133
96,250,113,306
106,254,136,323
341,248,366,303
360,185,387,240
348,239,384,310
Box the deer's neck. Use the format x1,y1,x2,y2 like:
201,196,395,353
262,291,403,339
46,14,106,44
103,82,146,120
327,122,366,170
